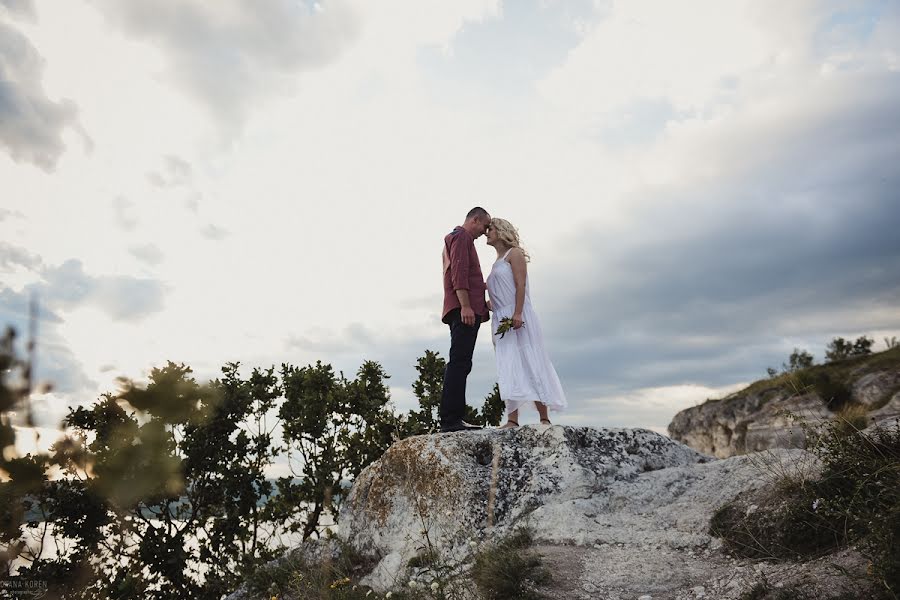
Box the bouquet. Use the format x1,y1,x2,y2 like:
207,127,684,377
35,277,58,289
495,316,524,339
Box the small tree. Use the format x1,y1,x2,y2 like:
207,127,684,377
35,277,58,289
11,361,291,600
277,361,347,541
406,350,504,431
766,348,814,377
852,336,874,356
339,361,398,485
826,337,853,362
276,360,396,541
479,384,504,427
826,336,873,362
785,348,815,372
408,350,445,435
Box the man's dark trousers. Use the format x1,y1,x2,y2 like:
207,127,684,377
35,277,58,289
440,308,482,427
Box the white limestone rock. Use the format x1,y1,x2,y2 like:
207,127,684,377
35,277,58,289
852,370,900,407
228,425,876,599
669,354,900,457
339,426,708,590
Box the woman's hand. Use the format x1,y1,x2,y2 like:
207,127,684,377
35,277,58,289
512,312,524,329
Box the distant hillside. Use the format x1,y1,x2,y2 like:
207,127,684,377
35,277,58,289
668,347,900,457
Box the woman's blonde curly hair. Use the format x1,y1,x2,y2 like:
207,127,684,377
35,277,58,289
490,218,530,262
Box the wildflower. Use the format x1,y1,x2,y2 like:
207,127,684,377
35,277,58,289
329,577,351,589
812,498,821,511
431,582,439,591
469,541,477,548
409,580,418,589
386,593,393,599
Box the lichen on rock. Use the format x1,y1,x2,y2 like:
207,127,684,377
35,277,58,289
338,426,707,590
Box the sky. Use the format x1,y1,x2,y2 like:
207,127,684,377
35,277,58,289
2,0,900,449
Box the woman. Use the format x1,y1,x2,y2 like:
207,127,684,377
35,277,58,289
485,218,567,428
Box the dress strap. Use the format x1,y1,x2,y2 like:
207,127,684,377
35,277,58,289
502,248,514,261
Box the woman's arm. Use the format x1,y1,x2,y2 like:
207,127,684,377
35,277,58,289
508,248,527,329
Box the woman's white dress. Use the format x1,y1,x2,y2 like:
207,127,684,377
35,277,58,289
486,249,567,415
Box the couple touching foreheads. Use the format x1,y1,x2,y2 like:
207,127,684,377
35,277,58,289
439,207,567,433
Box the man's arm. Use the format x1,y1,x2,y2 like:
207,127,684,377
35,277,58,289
449,233,476,326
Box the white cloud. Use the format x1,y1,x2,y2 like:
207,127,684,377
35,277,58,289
540,1,772,117
0,18,79,169
556,382,749,431
84,0,362,134
2,0,899,434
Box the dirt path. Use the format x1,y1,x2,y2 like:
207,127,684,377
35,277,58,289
534,543,871,600
536,543,740,600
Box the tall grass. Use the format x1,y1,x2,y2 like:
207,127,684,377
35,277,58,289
710,413,900,599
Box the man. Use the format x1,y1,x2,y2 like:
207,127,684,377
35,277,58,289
440,206,491,433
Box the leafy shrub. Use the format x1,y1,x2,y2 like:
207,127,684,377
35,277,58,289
826,336,874,362
471,528,550,600
767,348,815,378
795,370,854,411
711,416,900,598
709,478,841,560
247,540,379,600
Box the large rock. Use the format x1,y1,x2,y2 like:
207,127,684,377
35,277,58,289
229,425,873,599
669,351,900,457
668,388,829,458
335,426,870,599
871,392,900,425
853,369,900,407
339,426,708,589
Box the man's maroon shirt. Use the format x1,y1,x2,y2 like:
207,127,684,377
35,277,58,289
442,226,488,324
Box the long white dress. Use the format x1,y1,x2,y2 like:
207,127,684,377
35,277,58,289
486,249,567,415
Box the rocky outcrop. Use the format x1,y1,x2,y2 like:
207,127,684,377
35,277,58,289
667,388,828,459
853,368,900,407
228,425,874,599
334,426,868,599
340,426,707,590
669,350,900,458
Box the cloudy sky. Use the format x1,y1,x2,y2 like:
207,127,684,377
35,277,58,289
3,0,900,443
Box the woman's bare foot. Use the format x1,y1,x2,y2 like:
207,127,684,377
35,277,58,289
499,420,519,430
540,418,552,425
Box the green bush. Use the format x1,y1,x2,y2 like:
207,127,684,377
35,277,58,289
247,541,379,600
471,528,550,600
826,336,874,362
710,417,900,598
808,372,854,411
709,478,842,560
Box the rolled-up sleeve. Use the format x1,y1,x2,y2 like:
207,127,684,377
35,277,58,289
449,233,470,291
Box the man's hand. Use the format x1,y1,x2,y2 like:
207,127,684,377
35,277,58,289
512,312,524,329
486,299,493,312
461,306,476,326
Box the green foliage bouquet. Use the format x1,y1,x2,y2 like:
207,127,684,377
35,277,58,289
495,317,523,339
